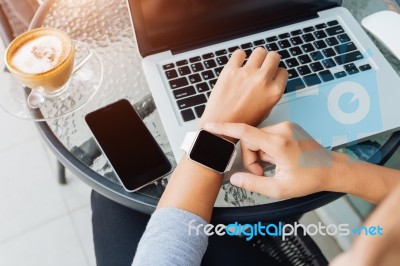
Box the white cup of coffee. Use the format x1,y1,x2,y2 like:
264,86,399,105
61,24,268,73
4,28,92,108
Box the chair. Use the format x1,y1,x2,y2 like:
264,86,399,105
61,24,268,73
0,0,67,184
250,218,329,266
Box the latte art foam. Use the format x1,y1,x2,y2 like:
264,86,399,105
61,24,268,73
11,35,67,74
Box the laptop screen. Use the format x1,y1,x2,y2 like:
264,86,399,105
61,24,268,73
128,0,341,57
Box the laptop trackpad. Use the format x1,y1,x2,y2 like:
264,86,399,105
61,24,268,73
261,88,349,148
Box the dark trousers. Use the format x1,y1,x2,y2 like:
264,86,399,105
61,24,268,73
91,190,277,266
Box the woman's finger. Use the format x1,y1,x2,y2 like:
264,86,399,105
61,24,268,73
230,172,286,198
241,141,264,175
224,49,246,68
204,122,281,155
244,47,268,69
260,51,281,80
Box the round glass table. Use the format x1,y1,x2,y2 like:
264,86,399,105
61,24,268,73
27,0,400,223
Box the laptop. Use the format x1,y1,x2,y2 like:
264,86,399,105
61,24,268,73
127,0,400,164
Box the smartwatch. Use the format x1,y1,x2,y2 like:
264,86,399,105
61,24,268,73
180,130,237,173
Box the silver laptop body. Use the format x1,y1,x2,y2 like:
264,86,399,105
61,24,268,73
127,0,400,164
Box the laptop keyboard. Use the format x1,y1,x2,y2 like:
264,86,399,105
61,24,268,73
162,20,372,123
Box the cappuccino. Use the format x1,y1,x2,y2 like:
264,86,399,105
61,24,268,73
11,35,68,74
5,28,75,94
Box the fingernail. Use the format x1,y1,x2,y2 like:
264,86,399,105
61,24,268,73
230,175,243,187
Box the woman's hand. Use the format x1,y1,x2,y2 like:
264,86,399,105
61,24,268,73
204,121,349,199
198,48,288,129
331,184,400,266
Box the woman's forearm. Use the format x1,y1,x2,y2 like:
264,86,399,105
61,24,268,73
327,152,400,204
157,156,222,222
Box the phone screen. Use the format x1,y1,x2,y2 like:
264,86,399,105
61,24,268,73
85,99,172,192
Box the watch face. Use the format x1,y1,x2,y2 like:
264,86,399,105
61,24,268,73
189,130,235,173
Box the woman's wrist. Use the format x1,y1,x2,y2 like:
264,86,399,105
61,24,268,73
321,151,354,193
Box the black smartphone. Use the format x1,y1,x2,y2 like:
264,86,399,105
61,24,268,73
85,99,172,192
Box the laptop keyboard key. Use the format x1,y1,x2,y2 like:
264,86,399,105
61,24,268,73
178,66,191,76
297,65,311,76
209,79,218,88
337,33,351,43
196,82,210,93
216,56,229,66
326,36,339,46
173,86,196,99
303,26,315,32
278,50,291,59
290,36,303,45
334,42,357,55
303,73,322,86
169,77,188,89
194,105,206,118
202,53,214,59
266,42,279,51
241,43,253,49
322,58,336,68
204,59,217,69
298,54,312,64
334,71,347,78
286,78,306,93
287,69,299,79
301,43,315,53
359,64,372,71
181,108,196,122
177,94,207,109
189,73,202,83
189,56,201,63
214,67,224,76
228,46,240,53
319,70,334,82
201,70,215,80
289,47,303,56
310,51,324,61
176,60,188,66
266,36,278,42
327,20,339,26
278,61,286,69
322,48,336,58
344,63,359,75
191,62,204,72
254,39,266,46
334,51,363,65
165,69,178,79
278,33,290,39
163,63,174,70
302,33,315,42
278,40,291,49
314,40,327,49
315,23,327,29
326,25,345,36
291,29,303,36
215,49,227,56
244,49,252,58
310,62,324,72
314,30,327,39
286,58,299,68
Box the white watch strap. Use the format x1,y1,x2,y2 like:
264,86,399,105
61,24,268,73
180,131,198,153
